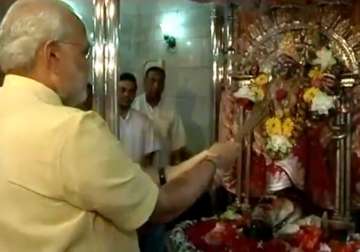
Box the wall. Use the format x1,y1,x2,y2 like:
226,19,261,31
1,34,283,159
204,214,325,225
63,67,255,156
119,0,214,154
119,0,139,75
0,0,13,19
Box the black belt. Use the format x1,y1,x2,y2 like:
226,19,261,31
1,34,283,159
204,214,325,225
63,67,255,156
159,167,167,185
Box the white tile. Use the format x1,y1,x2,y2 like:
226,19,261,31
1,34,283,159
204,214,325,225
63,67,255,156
163,67,212,98
169,97,213,152
145,7,211,40
119,14,138,36
137,0,190,14
134,40,163,61
165,37,212,67
133,38,211,73
120,0,140,15
129,2,211,42
117,0,215,153
136,14,156,35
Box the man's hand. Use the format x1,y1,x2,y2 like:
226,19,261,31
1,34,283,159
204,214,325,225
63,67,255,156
207,142,240,172
150,142,239,223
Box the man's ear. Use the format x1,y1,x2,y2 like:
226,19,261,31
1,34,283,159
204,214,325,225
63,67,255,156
43,40,61,72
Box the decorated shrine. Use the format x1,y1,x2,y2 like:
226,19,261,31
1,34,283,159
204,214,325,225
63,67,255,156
169,1,360,251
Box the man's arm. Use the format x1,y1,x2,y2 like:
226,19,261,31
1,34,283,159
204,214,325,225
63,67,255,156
149,158,216,223
60,112,159,231
143,149,211,185
170,147,189,165
149,143,239,223
61,111,238,229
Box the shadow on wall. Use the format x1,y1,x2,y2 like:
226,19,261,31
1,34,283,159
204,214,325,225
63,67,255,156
175,88,206,154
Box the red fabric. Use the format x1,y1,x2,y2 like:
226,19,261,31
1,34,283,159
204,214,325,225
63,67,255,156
249,135,308,197
236,98,254,111
329,240,360,252
305,123,334,209
250,153,267,197
185,220,252,252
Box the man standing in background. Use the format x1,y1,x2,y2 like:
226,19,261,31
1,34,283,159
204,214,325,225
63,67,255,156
132,64,186,252
117,72,160,169
133,64,186,169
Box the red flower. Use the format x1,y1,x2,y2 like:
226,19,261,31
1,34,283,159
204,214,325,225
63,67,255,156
275,89,288,102
237,98,254,110
293,226,323,252
263,239,289,252
297,89,305,100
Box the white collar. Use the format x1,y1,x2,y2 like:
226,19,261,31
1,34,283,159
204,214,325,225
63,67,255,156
142,94,161,112
120,109,132,121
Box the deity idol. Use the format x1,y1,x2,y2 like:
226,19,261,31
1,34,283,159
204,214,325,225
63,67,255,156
218,32,342,212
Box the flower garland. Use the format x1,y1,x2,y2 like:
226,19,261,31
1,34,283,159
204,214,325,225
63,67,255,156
302,47,337,116
264,116,295,160
168,220,200,252
303,86,335,115
233,73,269,104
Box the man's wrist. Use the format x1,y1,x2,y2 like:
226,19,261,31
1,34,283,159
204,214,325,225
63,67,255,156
158,167,167,185
203,156,219,172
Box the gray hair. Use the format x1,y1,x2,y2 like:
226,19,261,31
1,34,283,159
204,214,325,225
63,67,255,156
0,0,76,72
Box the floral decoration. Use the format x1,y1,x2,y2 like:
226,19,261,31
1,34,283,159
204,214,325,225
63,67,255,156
264,116,296,160
302,47,338,116
233,73,269,103
311,47,337,71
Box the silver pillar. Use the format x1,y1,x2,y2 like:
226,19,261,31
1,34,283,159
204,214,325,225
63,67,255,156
92,0,119,137
210,5,225,142
331,74,358,228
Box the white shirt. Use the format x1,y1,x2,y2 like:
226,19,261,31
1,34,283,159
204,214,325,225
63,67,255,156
119,109,160,163
0,75,158,252
133,94,186,166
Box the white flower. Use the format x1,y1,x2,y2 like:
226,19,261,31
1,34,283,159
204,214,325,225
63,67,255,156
312,47,337,71
311,91,335,115
265,135,293,154
233,85,256,101
233,85,263,102
277,223,300,236
318,243,331,252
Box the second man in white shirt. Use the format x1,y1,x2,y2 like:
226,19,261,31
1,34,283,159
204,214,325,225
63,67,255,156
117,72,160,168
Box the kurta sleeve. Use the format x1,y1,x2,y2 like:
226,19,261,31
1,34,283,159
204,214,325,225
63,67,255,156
59,111,159,231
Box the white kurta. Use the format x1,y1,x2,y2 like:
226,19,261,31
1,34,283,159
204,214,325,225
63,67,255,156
133,94,186,166
118,108,160,163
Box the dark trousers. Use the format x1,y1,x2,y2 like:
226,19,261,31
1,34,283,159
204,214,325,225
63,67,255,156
139,224,167,252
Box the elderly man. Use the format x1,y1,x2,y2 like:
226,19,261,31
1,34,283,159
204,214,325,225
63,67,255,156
0,1,239,252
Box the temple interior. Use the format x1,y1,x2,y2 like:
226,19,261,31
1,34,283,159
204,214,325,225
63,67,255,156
3,0,360,251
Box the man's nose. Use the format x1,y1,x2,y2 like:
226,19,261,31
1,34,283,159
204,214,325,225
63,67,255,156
152,81,160,89
123,90,132,97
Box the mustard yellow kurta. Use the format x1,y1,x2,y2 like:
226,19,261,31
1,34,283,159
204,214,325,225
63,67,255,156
0,75,159,252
